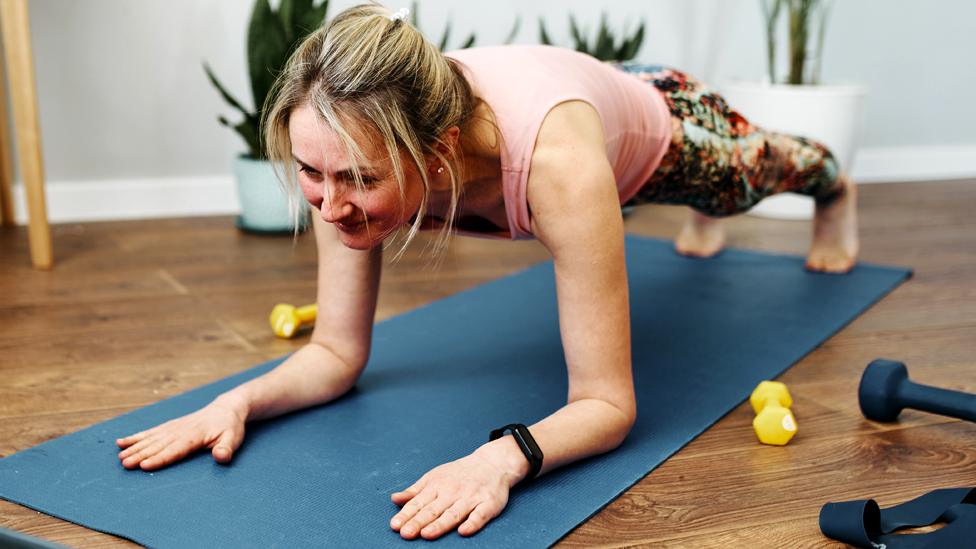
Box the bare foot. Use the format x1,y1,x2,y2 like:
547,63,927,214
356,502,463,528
675,210,725,257
807,173,859,273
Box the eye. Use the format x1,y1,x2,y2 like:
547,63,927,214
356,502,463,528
298,164,319,176
339,173,378,186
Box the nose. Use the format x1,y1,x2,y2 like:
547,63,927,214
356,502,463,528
319,184,355,223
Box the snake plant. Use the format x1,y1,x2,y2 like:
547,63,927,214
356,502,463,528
204,0,330,159
762,0,834,84
539,13,645,62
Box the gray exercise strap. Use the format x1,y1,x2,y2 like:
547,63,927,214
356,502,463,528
819,487,976,548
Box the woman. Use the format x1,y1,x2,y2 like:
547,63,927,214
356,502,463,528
117,3,857,540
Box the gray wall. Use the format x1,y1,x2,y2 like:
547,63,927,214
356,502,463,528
20,0,976,183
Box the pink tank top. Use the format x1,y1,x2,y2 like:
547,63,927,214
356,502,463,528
445,45,672,240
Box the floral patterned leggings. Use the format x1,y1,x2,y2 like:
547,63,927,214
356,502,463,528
619,65,843,216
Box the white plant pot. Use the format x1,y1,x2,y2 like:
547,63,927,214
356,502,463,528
720,81,867,220
233,155,307,233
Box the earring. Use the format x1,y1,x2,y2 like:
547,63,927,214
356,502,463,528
436,166,445,174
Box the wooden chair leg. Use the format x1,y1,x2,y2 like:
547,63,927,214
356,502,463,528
0,36,16,228
0,0,52,268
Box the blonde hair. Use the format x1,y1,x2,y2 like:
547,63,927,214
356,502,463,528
263,2,475,259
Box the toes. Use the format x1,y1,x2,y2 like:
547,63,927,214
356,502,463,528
674,225,724,258
675,241,722,258
806,253,855,273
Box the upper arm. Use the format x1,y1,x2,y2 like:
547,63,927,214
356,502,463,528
527,101,636,421
309,211,382,373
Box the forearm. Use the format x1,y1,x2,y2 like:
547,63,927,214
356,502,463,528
214,342,363,422
476,398,635,487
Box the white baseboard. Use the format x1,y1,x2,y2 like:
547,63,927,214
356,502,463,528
6,145,976,224
851,144,976,183
11,175,240,224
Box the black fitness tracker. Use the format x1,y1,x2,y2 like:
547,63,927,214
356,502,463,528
489,423,543,482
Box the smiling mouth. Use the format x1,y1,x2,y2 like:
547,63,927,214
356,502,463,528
336,220,366,232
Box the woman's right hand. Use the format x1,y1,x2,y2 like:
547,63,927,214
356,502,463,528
116,398,247,471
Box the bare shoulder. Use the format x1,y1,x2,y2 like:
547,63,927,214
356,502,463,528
533,100,606,160
527,101,620,247
529,100,614,197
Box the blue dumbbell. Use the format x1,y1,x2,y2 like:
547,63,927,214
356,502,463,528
858,359,976,422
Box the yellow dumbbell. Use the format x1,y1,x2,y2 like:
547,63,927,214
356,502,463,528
269,303,317,339
749,381,798,446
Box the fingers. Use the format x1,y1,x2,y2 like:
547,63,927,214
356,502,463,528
420,499,473,540
119,427,237,470
394,491,451,539
115,428,154,449
138,438,198,471
120,435,173,469
209,428,244,464
458,501,501,537
394,491,502,540
390,475,428,506
117,433,163,462
115,403,248,471
390,484,435,533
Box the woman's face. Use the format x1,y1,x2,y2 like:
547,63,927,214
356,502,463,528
289,103,426,250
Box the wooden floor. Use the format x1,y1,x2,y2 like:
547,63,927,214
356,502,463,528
1,180,974,548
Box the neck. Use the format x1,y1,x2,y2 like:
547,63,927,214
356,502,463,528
459,100,503,187
427,100,502,216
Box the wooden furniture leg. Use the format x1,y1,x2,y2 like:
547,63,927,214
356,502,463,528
0,37,14,227
0,0,52,269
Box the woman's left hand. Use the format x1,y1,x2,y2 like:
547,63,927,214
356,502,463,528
390,445,525,540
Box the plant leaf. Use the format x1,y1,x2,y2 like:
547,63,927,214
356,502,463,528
503,16,521,44
438,21,451,51
618,20,644,61
247,0,290,119
594,13,614,60
233,116,263,160
460,33,476,49
538,18,553,45
569,14,588,53
811,0,832,84
296,0,329,36
285,0,329,64
278,0,300,45
203,62,253,117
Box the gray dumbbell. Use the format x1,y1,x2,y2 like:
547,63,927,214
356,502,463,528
858,359,976,422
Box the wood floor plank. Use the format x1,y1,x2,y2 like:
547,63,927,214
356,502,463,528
0,355,261,420
0,321,259,369
0,408,135,456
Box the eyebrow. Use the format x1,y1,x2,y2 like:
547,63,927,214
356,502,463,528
292,155,375,178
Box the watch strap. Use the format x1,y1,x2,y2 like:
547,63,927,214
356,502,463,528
489,423,543,482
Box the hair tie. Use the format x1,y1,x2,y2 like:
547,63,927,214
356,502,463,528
388,7,409,22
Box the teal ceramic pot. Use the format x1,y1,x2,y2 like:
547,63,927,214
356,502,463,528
233,155,308,233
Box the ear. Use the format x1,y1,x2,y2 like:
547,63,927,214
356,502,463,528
425,126,461,191
431,126,461,162
442,126,461,150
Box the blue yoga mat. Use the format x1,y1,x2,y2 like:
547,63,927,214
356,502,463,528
0,236,910,548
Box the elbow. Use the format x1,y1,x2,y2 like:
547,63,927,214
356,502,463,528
308,339,368,384
606,399,637,450
618,411,637,448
